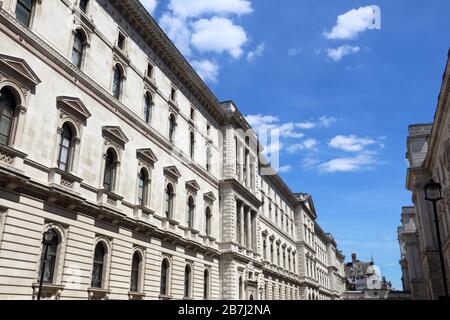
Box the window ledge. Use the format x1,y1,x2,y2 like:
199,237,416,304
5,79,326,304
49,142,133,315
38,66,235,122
162,217,179,226
168,99,179,113
128,291,146,300
159,294,172,300
113,45,130,66
87,287,111,300
32,283,65,300
144,75,157,91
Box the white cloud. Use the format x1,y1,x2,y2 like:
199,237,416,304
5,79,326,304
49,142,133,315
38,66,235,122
287,139,318,154
319,116,339,128
328,135,377,152
319,153,377,173
247,43,266,62
168,0,253,18
246,114,305,139
246,114,279,129
324,6,380,40
191,17,248,59
296,122,316,129
159,13,192,56
327,45,360,61
304,139,318,149
191,59,219,83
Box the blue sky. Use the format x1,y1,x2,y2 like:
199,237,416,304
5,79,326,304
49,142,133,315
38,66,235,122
140,0,450,289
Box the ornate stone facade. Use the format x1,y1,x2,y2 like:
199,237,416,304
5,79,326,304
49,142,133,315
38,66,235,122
401,52,450,300
0,0,344,300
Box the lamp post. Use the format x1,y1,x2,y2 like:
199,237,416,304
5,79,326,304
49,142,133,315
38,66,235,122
37,230,55,301
424,179,449,298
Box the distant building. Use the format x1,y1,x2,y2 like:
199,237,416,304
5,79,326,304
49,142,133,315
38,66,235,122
344,254,392,291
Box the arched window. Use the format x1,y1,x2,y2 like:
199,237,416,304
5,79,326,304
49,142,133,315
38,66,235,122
187,196,195,229
249,294,254,300
15,0,34,27
0,88,16,146
57,123,73,172
205,207,212,236
160,259,170,295
130,251,142,292
169,114,176,143
165,183,174,218
138,168,149,206
112,65,123,99
144,93,152,124
203,269,210,299
91,242,106,288
103,148,117,191
184,264,192,298
71,30,85,69
263,238,267,260
40,229,59,283
79,0,89,13
189,131,195,158
236,206,241,243
206,146,212,172
238,276,243,300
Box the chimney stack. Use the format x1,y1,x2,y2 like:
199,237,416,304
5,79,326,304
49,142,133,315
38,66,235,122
352,253,357,264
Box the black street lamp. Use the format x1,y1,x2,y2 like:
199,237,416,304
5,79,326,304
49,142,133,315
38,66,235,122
37,230,56,301
424,179,449,299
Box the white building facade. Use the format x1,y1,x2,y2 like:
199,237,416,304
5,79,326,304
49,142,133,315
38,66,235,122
0,0,344,300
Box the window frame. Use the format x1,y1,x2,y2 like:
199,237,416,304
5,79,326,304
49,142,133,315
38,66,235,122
130,249,145,294
203,268,210,299
184,264,193,299
79,0,89,14
35,224,68,287
143,92,153,124
57,123,74,172
90,238,111,290
71,29,87,69
168,113,176,143
186,195,196,229
160,257,171,297
112,64,124,99
103,148,118,192
165,183,175,218
15,0,35,28
0,87,18,146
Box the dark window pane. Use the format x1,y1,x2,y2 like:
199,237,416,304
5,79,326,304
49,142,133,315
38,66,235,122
160,260,169,295
91,243,105,288
184,266,191,297
112,67,122,98
0,89,16,146
130,252,141,292
80,0,89,13
15,0,33,26
57,124,72,172
40,230,59,284
103,149,116,191
144,94,151,123
72,31,84,68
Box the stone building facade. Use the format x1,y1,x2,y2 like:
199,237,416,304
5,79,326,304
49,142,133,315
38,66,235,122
401,51,450,300
0,0,344,300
